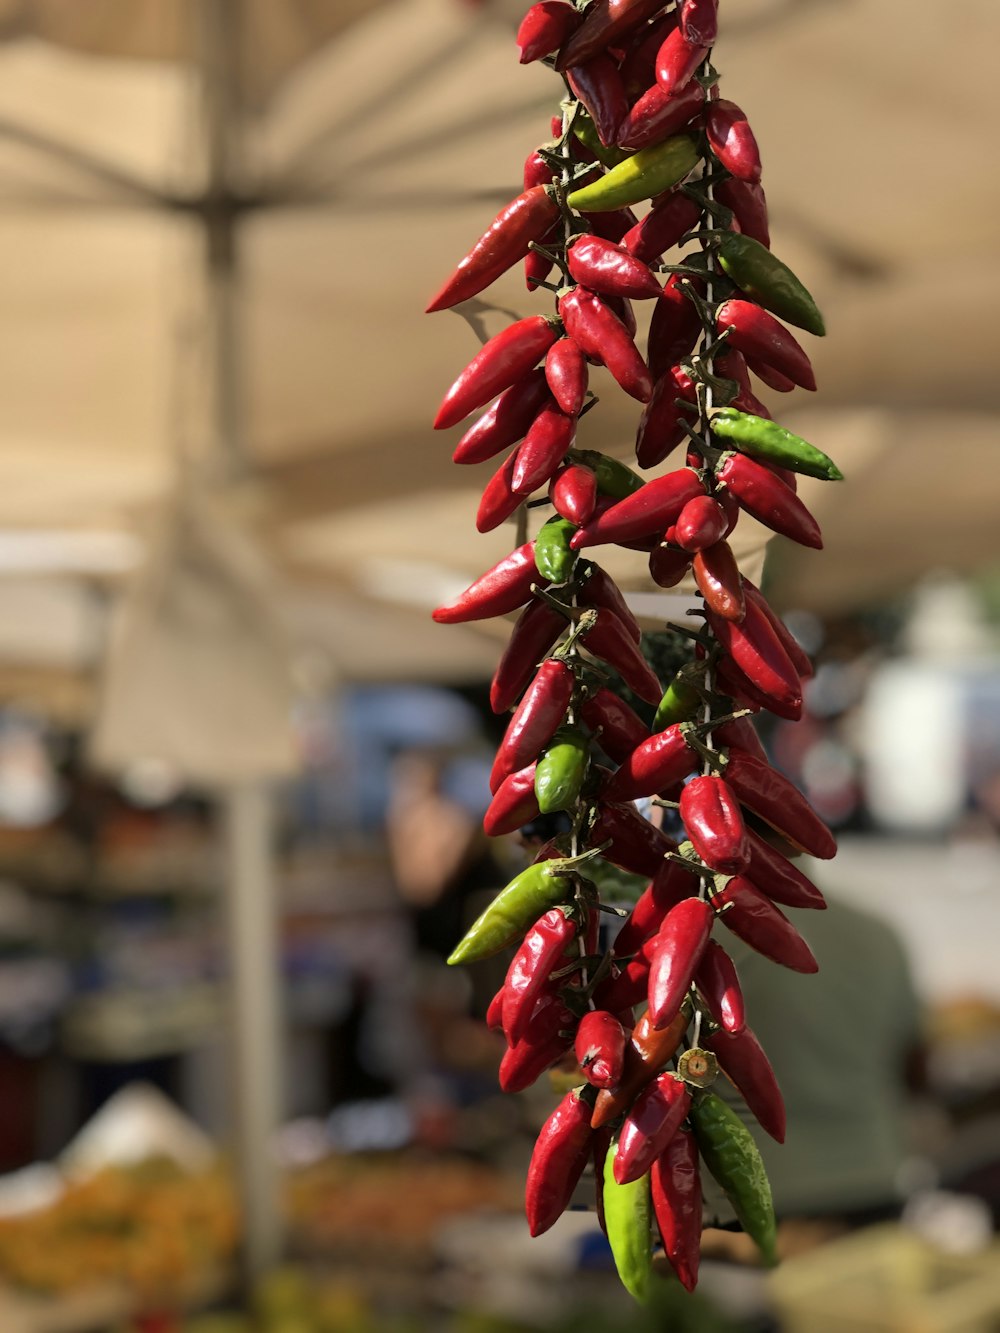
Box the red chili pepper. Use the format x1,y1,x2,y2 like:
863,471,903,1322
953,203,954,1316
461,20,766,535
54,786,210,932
649,544,693,588
619,10,678,98
693,938,745,1034
655,26,709,96
706,602,803,716
550,463,598,525
603,723,697,804
490,658,575,793
744,828,828,910
433,543,543,624
517,0,581,64
621,190,702,263
558,287,653,403
484,762,542,837
705,98,762,184
590,496,660,553
491,600,567,713
715,654,803,723
486,986,504,1031
545,338,589,415
502,906,579,1044
745,352,796,393
453,368,551,466
712,874,819,973
716,300,817,391
579,687,649,763
567,56,630,147
679,0,718,45
706,1024,786,1142
572,468,704,549
647,275,703,379
525,1089,594,1236
579,564,643,642
590,1007,688,1129
513,404,577,495
741,578,814,680
613,860,692,958
717,176,770,249
576,1010,628,1089
614,1072,692,1184
583,609,662,704
651,1127,701,1291
426,189,561,314
717,452,822,548
567,235,663,301
589,207,642,248
679,775,750,875
635,364,696,469
435,316,561,430
590,801,675,878
593,953,652,1014
499,992,576,1092
724,747,837,859
647,895,714,1028
713,716,767,765
616,78,706,153
477,450,525,534
555,0,666,70
674,495,729,552
693,540,746,622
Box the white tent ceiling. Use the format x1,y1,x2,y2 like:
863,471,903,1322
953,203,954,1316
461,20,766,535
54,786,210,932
0,0,995,701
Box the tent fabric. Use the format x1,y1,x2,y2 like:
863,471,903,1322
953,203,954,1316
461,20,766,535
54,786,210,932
0,0,992,700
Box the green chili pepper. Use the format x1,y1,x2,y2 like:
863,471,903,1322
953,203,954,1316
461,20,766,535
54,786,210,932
567,136,699,213
689,1090,778,1266
569,449,645,500
447,857,580,964
717,233,826,338
653,670,703,731
710,408,843,481
572,110,631,169
535,515,579,583
603,1138,653,1304
535,726,590,814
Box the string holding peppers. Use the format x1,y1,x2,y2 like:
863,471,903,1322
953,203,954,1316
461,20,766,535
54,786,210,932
424,0,841,1303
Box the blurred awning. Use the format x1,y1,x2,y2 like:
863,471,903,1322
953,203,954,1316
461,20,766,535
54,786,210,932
0,0,992,695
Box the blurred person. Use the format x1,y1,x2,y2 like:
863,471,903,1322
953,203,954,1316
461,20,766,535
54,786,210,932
708,890,926,1234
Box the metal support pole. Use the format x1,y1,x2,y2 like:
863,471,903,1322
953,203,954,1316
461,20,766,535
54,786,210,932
222,782,283,1282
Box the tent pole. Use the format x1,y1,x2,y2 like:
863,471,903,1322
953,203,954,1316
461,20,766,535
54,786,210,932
222,782,284,1283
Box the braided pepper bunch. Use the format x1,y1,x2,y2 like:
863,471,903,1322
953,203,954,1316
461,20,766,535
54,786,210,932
425,0,841,1303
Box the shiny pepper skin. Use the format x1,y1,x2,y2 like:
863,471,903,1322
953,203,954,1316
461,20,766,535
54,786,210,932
447,855,580,964
712,874,819,974
706,602,803,714
545,337,589,415
679,775,750,875
525,1090,594,1236
651,1127,702,1291
602,722,697,804
602,1140,654,1304
705,98,762,183
490,599,566,714
715,303,817,392
655,25,709,96
490,658,575,794
556,0,666,71
694,938,746,1034
575,1010,628,1089
610,862,691,958
572,468,705,549
582,609,663,704
483,763,541,838
717,176,770,248
426,187,561,313
717,451,824,549
693,540,746,622
723,747,837,859
647,896,714,1029
711,407,844,480
452,368,551,465
578,687,649,763
718,232,826,338
744,828,827,910
567,235,663,301
434,315,560,430
550,463,598,524
566,135,700,214
690,1091,777,1265
558,287,653,403
513,404,577,496
432,543,542,624
517,0,581,64
591,1005,690,1128
615,1072,692,1184
589,800,676,878
502,906,578,1044
621,188,702,262
499,992,576,1093
705,1024,786,1143
674,495,730,552
617,79,705,154
566,56,630,147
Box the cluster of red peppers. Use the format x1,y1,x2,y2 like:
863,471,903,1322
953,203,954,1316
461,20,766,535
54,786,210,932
425,0,841,1304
